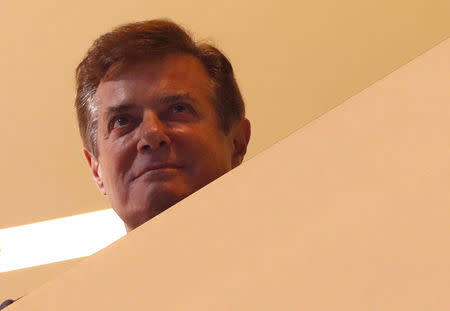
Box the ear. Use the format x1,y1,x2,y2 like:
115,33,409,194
83,148,106,195
231,118,251,168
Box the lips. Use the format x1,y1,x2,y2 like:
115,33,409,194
132,163,181,181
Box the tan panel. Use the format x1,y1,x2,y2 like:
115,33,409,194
7,37,450,310
0,258,83,300
0,0,449,229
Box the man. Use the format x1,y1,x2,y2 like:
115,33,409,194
76,19,251,232
0,19,250,310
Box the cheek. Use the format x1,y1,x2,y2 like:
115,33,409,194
100,137,137,187
174,128,231,173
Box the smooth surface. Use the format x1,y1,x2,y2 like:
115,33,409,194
8,37,450,310
0,258,83,301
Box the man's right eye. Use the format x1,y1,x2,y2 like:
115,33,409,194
111,116,131,129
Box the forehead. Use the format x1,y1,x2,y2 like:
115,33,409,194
95,53,213,106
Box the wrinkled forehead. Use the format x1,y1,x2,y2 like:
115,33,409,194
94,53,217,112
96,53,216,102
102,53,210,84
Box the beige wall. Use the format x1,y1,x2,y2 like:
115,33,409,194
0,0,449,301
0,259,83,299
8,37,450,311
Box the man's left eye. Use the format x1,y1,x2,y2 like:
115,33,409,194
171,104,188,113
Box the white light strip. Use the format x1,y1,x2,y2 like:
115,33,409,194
0,209,126,273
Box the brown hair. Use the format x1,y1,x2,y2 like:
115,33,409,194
75,19,245,156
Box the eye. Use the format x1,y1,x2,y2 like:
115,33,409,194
111,115,132,130
170,104,188,113
163,103,197,122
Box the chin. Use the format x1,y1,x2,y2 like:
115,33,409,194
124,176,208,230
137,183,191,220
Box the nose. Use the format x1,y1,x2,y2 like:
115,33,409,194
137,112,171,153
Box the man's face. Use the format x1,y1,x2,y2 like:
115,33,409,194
85,53,250,231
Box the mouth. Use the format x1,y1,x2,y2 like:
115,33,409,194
132,164,181,181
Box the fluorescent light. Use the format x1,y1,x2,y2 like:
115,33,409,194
0,209,126,273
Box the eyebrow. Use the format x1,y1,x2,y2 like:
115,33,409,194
157,93,197,105
106,103,137,115
104,93,198,117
